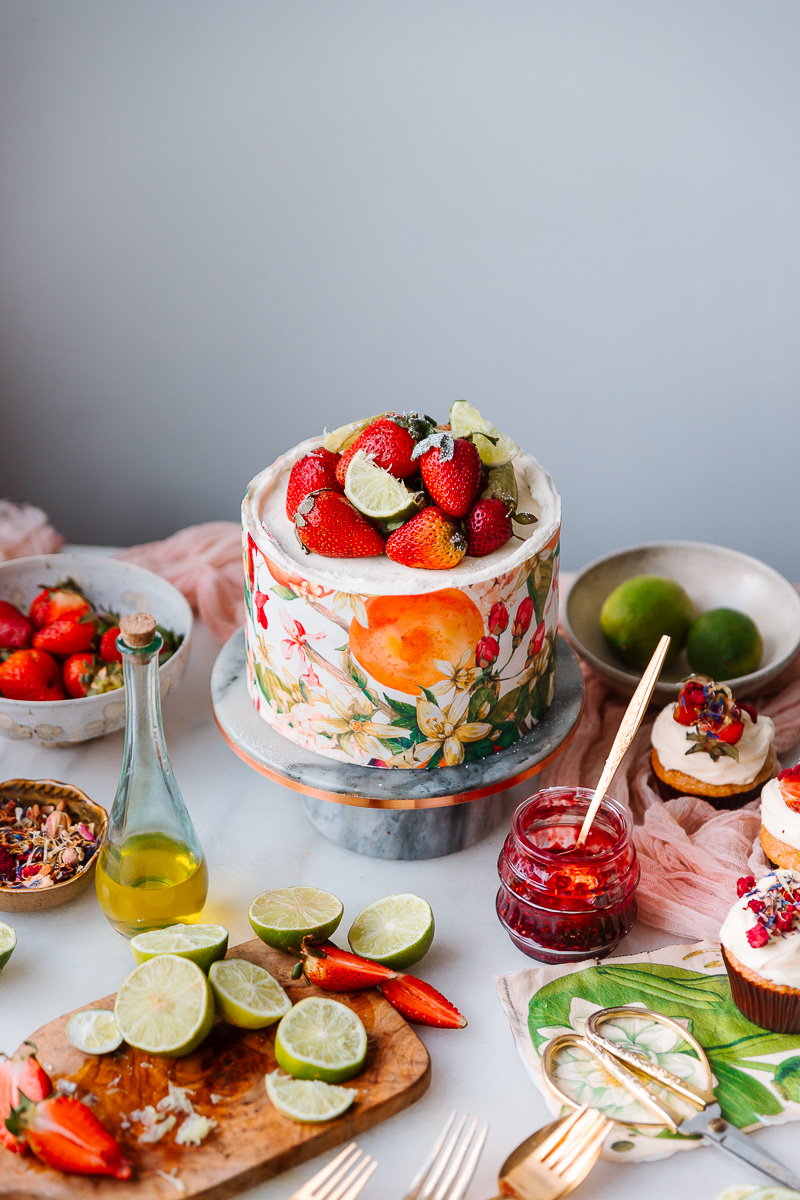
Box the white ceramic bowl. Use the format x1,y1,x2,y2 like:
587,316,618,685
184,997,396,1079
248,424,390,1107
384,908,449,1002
0,554,193,745
564,541,800,703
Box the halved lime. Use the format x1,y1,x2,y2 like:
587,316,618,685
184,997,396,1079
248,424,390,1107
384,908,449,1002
209,958,291,1029
265,1071,358,1123
67,1009,123,1055
0,922,16,972
449,400,519,466
129,924,229,973
322,413,388,454
114,954,214,1057
248,886,343,953
274,998,367,1083
344,450,419,521
348,893,434,969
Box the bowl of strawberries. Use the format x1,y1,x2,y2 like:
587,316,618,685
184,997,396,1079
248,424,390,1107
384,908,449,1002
0,554,193,745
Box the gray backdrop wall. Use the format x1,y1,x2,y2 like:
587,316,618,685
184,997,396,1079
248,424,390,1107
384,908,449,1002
1,1,799,575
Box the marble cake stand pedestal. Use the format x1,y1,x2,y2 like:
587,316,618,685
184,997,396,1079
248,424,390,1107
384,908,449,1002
211,629,584,860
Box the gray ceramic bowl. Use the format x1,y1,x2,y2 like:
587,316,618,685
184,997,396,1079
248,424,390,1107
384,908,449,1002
0,554,193,745
564,541,800,703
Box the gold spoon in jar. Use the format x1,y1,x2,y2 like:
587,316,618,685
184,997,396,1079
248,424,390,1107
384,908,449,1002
574,634,671,850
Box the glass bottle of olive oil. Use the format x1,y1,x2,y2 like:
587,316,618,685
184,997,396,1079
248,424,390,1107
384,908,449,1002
95,613,207,937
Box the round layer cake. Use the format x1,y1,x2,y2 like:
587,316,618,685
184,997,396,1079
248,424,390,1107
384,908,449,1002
242,436,561,769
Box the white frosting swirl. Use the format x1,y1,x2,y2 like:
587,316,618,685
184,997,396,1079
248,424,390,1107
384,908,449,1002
761,777,800,848
720,870,800,987
650,703,774,786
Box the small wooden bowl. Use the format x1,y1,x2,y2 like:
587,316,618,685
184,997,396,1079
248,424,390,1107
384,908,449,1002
0,779,107,913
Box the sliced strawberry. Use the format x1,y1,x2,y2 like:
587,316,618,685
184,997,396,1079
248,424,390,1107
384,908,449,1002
0,600,34,651
779,764,800,812
62,652,99,698
294,938,397,991
673,678,708,726
6,1093,131,1179
294,491,385,558
0,1045,52,1155
99,627,122,663
287,448,343,520
412,433,482,518
29,584,90,630
702,717,744,745
335,417,419,485
33,616,97,657
0,649,65,701
379,975,467,1028
385,507,466,570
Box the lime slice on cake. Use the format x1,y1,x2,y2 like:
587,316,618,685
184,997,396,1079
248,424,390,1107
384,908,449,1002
0,923,16,972
248,886,343,952
322,413,389,454
265,1071,358,1123
274,998,367,1083
114,954,214,1057
129,923,229,973
344,450,419,521
348,893,435,969
209,958,291,1029
67,1009,124,1055
449,401,519,466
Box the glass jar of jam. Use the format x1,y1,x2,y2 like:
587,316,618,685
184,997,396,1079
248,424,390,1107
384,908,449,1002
496,786,639,963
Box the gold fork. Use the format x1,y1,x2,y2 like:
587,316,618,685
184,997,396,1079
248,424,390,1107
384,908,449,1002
289,1143,378,1200
490,1105,611,1200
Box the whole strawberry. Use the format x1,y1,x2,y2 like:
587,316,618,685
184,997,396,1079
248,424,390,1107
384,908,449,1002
286,447,343,520
29,583,90,629
385,507,467,570
99,626,123,663
0,649,64,701
465,498,512,557
0,600,33,651
33,616,96,657
335,416,419,485
62,652,98,698
412,433,481,518
295,490,385,558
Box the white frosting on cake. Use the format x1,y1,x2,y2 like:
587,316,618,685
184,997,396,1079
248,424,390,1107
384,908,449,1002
720,870,800,986
651,703,774,786
761,777,800,847
244,436,561,596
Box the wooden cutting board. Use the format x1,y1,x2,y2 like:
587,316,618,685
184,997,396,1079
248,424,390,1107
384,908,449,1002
0,938,431,1199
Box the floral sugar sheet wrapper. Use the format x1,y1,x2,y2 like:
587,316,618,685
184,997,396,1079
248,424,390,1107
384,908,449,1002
497,940,800,1163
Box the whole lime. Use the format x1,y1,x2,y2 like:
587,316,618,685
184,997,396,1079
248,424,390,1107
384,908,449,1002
600,574,694,669
686,608,763,679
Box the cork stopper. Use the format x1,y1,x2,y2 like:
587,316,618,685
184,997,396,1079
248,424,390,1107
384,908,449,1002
119,612,158,648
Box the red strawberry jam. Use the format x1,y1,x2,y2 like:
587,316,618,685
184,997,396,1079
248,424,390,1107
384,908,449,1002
496,787,639,963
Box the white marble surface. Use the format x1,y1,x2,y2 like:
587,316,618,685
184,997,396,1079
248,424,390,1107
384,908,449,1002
2,617,799,1200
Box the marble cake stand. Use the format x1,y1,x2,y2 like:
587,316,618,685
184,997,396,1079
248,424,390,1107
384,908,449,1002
211,629,584,859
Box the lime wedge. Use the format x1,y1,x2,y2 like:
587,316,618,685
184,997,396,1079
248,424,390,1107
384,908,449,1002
274,998,367,1083
129,924,229,973
322,413,388,454
265,1071,358,1123
0,922,16,972
209,958,291,1029
348,893,434,969
67,1009,124,1055
248,886,343,953
344,450,419,521
114,954,214,1057
449,400,519,466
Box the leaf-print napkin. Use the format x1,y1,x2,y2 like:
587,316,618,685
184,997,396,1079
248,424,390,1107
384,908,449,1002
497,940,800,1163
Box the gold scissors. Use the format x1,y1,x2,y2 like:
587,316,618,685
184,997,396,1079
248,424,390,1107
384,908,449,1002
541,1004,800,1189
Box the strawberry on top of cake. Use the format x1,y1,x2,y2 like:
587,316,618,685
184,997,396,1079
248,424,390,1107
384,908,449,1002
760,764,800,870
650,675,776,797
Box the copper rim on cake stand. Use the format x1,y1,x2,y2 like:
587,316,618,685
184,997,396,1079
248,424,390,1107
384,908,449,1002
211,629,584,860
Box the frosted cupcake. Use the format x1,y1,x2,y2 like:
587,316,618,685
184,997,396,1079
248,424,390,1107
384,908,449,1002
720,870,800,1033
650,676,776,809
760,765,800,869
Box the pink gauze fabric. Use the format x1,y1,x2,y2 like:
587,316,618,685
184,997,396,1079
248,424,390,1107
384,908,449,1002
116,522,243,643
0,501,64,562
536,609,800,941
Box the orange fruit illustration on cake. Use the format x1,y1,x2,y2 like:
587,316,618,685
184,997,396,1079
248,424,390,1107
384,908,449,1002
349,590,484,695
